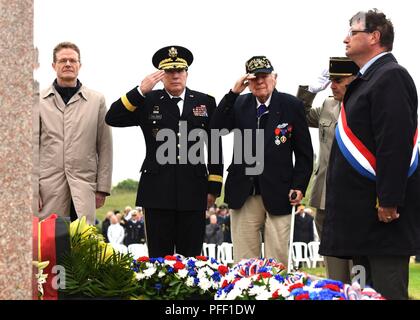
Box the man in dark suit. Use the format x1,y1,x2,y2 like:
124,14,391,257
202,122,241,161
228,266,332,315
210,56,313,265
320,9,420,300
105,45,223,258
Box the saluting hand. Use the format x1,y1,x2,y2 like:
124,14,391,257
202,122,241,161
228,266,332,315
232,74,254,94
140,70,165,95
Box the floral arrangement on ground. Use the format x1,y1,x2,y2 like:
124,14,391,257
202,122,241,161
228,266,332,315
35,217,385,300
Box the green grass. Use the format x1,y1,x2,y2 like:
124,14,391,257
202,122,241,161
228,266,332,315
302,263,420,300
97,189,226,222
96,191,137,222
409,263,420,300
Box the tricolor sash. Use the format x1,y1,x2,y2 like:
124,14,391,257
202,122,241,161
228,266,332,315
335,102,419,181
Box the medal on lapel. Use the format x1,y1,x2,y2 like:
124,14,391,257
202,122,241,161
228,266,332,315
193,105,208,117
274,128,281,145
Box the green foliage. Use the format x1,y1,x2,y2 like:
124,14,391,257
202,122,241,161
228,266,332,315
113,179,139,192
60,222,138,299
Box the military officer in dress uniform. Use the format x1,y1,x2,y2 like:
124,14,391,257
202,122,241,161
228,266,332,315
210,56,313,265
105,45,223,258
297,57,359,283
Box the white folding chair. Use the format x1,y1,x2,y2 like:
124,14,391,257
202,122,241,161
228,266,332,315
308,241,324,268
111,243,128,255
292,242,311,269
217,242,234,264
261,242,265,259
202,243,217,259
128,243,149,259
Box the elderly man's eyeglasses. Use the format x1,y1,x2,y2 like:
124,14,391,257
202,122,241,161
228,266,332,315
347,29,370,37
56,58,79,65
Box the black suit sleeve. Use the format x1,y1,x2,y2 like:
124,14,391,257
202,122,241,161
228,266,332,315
371,68,418,207
291,100,314,194
210,90,239,132
105,86,146,127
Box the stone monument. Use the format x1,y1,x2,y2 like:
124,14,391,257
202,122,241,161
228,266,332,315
0,0,34,300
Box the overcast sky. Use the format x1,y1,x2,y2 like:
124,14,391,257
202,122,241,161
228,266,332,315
34,0,419,185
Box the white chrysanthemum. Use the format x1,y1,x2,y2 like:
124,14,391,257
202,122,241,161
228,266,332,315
195,260,206,268
143,266,157,278
248,284,266,296
226,286,243,300
177,268,189,279
186,277,195,287
211,280,219,289
235,278,252,291
224,272,236,282
136,272,146,280
164,260,176,267
255,290,273,300
198,278,212,291
278,285,291,298
158,271,165,278
205,266,214,276
267,277,283,292
197,268,208,279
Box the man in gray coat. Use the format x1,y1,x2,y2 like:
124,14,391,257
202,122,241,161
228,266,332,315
37,42,113,225
297,57,359,282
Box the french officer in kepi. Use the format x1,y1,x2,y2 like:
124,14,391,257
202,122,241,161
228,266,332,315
106,45,223,258
296,57,359,283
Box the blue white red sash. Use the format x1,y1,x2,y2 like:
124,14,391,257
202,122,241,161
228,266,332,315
335,102,419,181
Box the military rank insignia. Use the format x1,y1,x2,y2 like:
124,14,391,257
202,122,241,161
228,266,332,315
193,105,208,117
274,123,293,145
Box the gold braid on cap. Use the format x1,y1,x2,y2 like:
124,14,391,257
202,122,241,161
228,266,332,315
247,57,271,72
158,57,188,70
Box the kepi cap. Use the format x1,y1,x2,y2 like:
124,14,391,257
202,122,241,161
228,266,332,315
152,45,193,71
329,57,359,79
245,56,274,74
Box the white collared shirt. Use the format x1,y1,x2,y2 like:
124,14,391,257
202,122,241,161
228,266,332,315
166,89,186,116
256,94,272,109
137,87,186,116
359,51,389,75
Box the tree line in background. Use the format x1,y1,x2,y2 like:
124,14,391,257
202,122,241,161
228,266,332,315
112,179,139,193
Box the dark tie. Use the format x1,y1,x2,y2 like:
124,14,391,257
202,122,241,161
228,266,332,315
172,97,182,104
256,104,268,118
171,97,182,117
